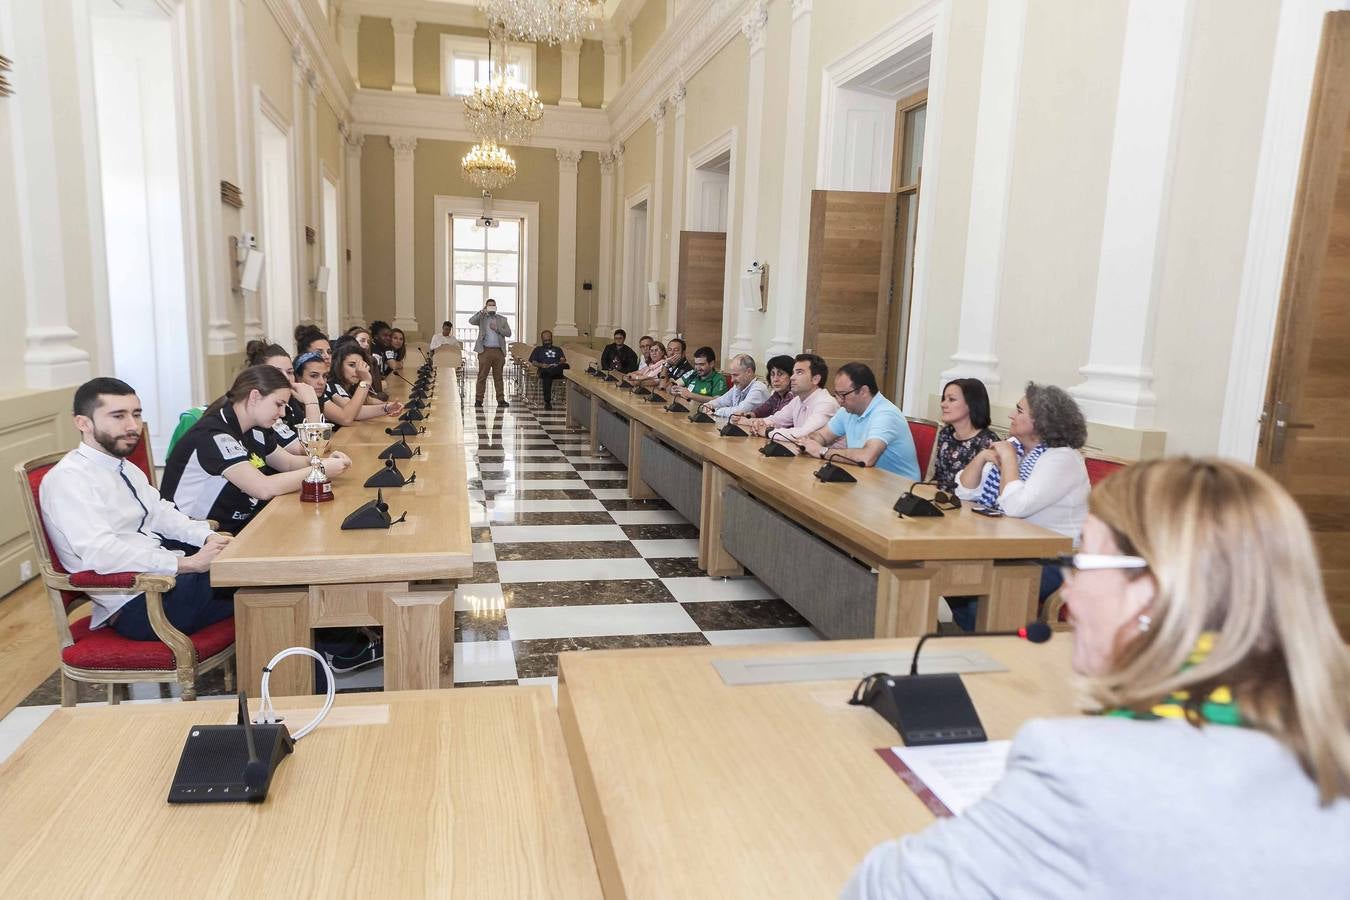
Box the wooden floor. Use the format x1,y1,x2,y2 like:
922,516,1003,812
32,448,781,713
0,580,57,719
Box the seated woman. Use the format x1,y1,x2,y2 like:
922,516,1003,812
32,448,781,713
160,366,352,534
845,458,1350,898
955,381,1090,603
246,339,320,455
932,378,997,492
294,324,331,364
386,327,408,374
625,340,668,386
321,343,402,427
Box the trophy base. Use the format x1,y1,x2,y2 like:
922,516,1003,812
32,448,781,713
300,480,334,503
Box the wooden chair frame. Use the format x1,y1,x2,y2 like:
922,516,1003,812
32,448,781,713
16,451,235,707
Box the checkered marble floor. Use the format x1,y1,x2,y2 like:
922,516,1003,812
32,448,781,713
448,385,820,691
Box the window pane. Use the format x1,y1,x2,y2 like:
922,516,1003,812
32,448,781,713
453,217,486,250
486,285,516,314
454,283,484,316
486,252,518,283
486,219,520,251
901,104,926,186
453,250,486,282
476,58,491,86
453,58,477,96
453,312,477,331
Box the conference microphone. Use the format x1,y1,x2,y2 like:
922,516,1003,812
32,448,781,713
849,621,1053,747
241,693,270,793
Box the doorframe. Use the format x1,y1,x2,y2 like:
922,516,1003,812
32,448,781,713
622,184,651,340
1218,2,1350,461
320,160,341,337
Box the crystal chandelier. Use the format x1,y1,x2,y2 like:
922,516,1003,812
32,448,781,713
463,24,543,145
461,140,517,191
479,0,599,46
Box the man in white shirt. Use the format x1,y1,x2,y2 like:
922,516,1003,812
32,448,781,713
40,378,234,641
701,354,770,418
429,320,461,353
739,353,840,447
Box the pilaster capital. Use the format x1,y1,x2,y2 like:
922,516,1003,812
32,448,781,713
669,80,687,114
612,142,625,162
391,16,417,36
599,151,615,174
556,148,583,169
390,135,418,160
741,0,769,53
291,42,310,77
650,101,667,128
790,0,812,20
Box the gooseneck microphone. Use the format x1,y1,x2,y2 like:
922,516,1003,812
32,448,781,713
909,621,1051,676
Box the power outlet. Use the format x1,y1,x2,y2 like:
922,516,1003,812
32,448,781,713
19,560,34,581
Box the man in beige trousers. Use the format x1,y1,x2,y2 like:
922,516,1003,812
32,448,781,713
469,298,512,408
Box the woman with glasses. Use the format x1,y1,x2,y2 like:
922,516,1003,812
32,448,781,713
846,458,1350,898
955,382,1090,605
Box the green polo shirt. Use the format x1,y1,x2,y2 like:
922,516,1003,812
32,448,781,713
680,369,728,397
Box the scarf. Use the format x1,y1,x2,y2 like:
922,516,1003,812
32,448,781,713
1103,633,1243,726
977,438,1046,508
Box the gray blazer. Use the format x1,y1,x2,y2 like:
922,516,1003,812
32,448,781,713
844,716,1350,899
467,309,511,353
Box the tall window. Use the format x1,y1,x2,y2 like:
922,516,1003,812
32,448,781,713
441,35,535,97
452,216,522,334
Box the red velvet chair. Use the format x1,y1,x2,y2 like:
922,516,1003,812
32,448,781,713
906,417,940,481
1085,455,1127,487
16,450,235,706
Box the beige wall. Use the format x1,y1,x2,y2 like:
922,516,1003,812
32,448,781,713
361,137,396,324
575,152,603,340
579,40,606,108
0,389,78,596
359,16,395,90
629,0,666,72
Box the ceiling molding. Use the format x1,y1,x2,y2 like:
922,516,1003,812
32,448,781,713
606,0,747,143
350,89,611,152
264,0,357,116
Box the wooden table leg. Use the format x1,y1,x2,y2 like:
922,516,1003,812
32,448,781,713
874,564,942,637
628,420,657,499
382,591,452,691
234,587,310,698
981,562,1043,631
700,463,744,577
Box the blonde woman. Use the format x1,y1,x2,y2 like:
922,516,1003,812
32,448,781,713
846,458,1350,898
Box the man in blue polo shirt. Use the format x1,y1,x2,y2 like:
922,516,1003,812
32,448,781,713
800,362,920,480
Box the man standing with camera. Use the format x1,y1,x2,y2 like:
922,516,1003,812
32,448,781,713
469,298,512,408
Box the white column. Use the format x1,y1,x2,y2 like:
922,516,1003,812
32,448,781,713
345,130,365,328
766,0,812,358
391,135,419,332
603,37,622,107
306,69,321,327
6,0,92,387
560,39,582,107
664,82,687,341
291,44,311,326
391,16,416,94
939,0,1028,393
647,102,667,335
611,142,626,335
1069,0,1194,428
730,0,768,357
598,150,616,337
338,8,360,83
555,149,583,336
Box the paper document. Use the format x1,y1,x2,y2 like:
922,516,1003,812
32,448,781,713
881,741,1012,817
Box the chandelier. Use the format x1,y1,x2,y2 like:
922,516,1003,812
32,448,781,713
479,0,599,46
464,74,542,145
461,141,517,191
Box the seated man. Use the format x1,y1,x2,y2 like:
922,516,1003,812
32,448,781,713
429,320,461,353
660,337,694,388
636,335,654,361
670,346,728,401
39,378,235,641
626,340,668,386
801,362,920,479
733,354,794,423
701,353,769,418
741,353,839,444
528,329,567,410
600,328,640,374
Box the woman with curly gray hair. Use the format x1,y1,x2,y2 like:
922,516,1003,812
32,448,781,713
955,382,1091,602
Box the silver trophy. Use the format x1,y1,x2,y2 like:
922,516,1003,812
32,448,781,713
295,421,335,503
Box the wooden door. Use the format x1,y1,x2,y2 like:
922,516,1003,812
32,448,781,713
802,190,899,385
676,231,726,358
1257,12,1350,637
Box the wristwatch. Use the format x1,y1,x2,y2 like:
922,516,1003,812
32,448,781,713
358,380,370,390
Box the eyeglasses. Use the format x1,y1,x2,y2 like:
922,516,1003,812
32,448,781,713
837,387,861,400
1039,553,1149,580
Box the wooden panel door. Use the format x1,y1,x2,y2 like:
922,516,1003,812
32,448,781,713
1257,13,1350,637
676,231,727,358
802,190,899,384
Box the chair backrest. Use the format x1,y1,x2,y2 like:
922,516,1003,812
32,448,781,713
14,452,89,621
1084,455,1127,487
126,422,156,486
907,418,940,481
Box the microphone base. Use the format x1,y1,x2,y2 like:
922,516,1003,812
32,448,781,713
168,721,293,804
862,673,987,746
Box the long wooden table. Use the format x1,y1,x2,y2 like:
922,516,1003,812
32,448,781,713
0,687,603,897
558,637,1076,898
212,349,472,696
562,355,1070,636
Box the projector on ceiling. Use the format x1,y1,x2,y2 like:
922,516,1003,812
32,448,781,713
476,215,500,228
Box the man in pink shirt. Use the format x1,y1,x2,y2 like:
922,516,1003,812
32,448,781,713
739,353,839,446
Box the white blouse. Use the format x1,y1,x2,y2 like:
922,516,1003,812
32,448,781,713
954,446,1090,544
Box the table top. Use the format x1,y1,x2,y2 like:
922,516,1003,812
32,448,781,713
210,360,473,587
565,369,1071,564
0,688,602,897
557,636,1077,899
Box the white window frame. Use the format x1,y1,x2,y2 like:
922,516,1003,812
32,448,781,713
434,195,540,340
440,34,537,97
450,215,523,336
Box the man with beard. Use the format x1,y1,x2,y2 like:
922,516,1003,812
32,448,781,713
39,378,235,641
